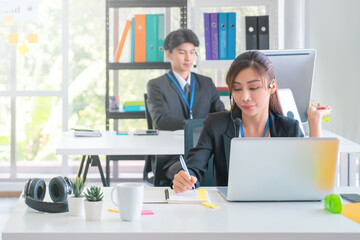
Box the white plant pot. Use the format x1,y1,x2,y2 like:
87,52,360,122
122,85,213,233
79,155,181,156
68,196,84,216
84,200,103,221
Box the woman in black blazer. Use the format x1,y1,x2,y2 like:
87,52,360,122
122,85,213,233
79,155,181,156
172,50,331,193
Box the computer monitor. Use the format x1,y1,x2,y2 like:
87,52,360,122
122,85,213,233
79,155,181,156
262,49,316,123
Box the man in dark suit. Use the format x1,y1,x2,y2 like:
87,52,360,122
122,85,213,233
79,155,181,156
146,29,225,184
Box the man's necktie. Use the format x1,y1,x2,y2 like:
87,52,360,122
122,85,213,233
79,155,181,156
183,83,190,100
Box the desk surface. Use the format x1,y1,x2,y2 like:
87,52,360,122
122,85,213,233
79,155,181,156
3,187,360,240
56,130,360,156
56,131,184,155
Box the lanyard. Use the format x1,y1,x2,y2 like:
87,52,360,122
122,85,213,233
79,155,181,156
167,72,196,119
240,118,269,138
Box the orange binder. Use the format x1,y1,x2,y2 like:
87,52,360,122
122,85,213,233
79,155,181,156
134,14,146,62
114,19,131,62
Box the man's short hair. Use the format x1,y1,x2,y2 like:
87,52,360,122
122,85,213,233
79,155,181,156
164,29,199,52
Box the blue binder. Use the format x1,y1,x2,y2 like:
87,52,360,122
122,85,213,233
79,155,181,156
227,13,236,60
218,12,228,60
146,14,158,62
131,17,134,62
156,14,165,62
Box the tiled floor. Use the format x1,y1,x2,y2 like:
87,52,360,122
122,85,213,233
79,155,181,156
0,198,18,240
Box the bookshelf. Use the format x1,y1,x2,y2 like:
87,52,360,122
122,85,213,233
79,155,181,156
105,0,187,131
189,0,278,86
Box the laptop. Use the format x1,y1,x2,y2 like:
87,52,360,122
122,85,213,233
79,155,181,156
218,138,339,201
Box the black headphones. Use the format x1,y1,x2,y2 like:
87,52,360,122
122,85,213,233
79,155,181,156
23,176,72,213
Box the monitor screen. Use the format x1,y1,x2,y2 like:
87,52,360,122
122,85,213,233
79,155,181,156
262,49,316,123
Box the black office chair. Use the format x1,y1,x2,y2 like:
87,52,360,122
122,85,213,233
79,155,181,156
143,94,169,186
184,119,214,186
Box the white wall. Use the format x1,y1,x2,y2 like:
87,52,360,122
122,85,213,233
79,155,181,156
304,0,360,143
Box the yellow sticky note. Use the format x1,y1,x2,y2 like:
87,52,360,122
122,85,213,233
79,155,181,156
202,201,220,209
8,33,18,45
4,15,14,26
27,33,38,43
341,202,360,224
198,188,207,200
18,44,30,56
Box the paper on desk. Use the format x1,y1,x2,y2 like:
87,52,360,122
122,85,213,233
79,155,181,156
341,202,360,224
143,188,167,204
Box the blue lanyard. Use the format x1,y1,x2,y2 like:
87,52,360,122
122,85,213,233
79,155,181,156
240,118,269,138
167,72,196,119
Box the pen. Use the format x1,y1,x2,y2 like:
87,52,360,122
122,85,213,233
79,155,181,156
179,155,195,190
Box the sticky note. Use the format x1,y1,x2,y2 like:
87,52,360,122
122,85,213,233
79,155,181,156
8,33,18,45
27,33,38,43
18,44,30,56
202,201,220,209
198,188,207,200
341,202,360,224
4,15,14,26
108,208,154,215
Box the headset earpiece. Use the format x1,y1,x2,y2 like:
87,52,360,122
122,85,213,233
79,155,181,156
269,83,273,89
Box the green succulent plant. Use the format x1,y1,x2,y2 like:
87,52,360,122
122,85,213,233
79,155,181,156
69,177,86,197
84,186,104,202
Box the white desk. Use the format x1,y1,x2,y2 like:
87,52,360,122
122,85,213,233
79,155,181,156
56,130,360,186
56,131,184,186
56,131,184,156
3,187,360,240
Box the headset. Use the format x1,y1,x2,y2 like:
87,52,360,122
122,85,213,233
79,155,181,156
23,176,72,213
229,81,274,137
193,52,199,68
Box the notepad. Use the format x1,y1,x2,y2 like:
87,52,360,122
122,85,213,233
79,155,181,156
165,188,209,204
74,130,102,137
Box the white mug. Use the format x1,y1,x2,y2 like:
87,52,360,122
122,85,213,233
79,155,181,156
111,183,144,221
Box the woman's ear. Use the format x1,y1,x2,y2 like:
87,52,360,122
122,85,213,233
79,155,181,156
270,80,277,94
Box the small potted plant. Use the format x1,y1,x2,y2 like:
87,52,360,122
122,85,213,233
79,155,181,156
84,186,104,221
68,177,86,216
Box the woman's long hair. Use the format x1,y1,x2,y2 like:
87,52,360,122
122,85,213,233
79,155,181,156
225,50,283,115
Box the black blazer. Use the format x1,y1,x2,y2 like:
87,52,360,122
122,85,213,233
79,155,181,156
187,108,304,187
147,71,225,130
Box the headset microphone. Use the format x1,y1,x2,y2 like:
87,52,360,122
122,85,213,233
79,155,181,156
229,93,242,138
234,118,242,138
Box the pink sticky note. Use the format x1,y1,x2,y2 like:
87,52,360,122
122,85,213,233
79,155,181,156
141,210,154,215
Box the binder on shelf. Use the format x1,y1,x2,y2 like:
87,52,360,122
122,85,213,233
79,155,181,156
156,14,165,62
114,19,132,62
216,86,229,96
134,14,146,62
258,15,269,50
204,13,212,60
124,101,145,106
131,17,135,62
123,105,145,112
218,12,228,60
227,12,236,60
245,16,258,50
146,14,158,62
210,13,218,60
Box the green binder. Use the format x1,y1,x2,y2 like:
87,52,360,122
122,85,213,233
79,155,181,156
156,14,165,62
146,14,157,62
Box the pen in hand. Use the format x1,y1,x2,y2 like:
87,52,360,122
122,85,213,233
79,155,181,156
179,155,195,190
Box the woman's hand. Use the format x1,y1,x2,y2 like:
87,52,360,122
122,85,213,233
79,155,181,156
173,170,197,193
307,102,331,137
